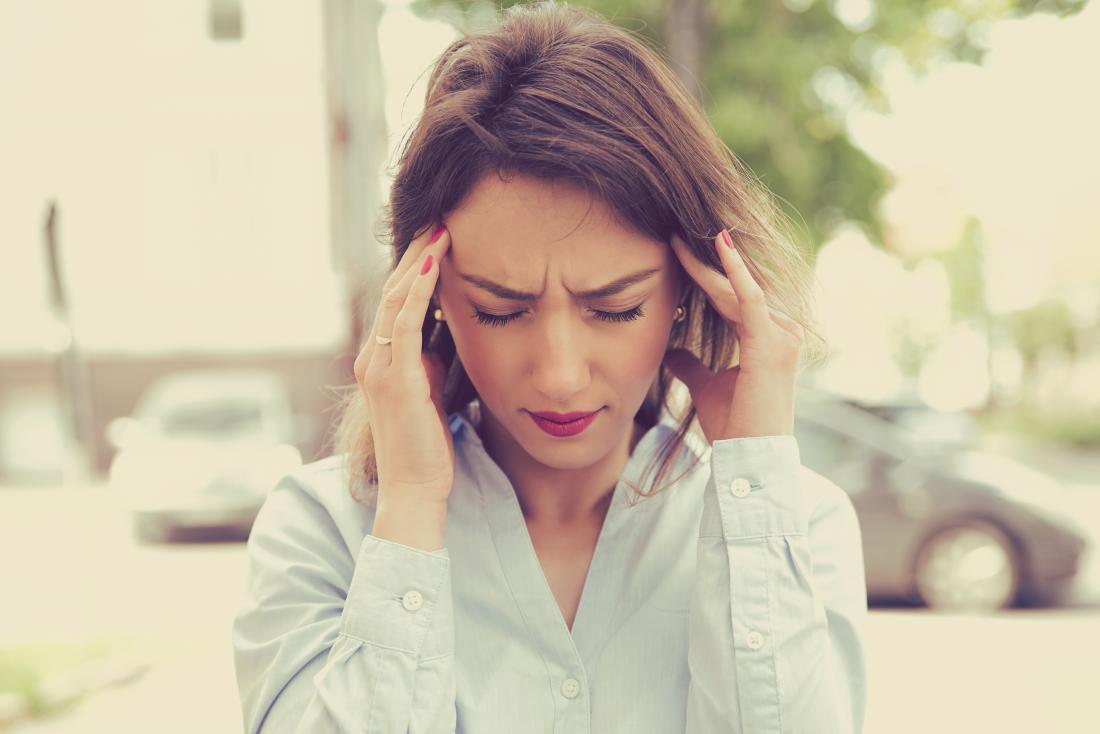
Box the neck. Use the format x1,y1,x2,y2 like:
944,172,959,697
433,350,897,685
476,406,646,528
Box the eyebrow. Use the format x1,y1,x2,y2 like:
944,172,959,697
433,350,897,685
456,267,662,302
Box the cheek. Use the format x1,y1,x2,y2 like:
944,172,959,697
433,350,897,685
439,311,509,382
442,324,521,416
601,321,672,391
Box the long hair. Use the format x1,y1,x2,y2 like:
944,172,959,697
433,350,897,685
329,0,827,506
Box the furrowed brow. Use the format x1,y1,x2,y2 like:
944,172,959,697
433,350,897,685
457,267,661,302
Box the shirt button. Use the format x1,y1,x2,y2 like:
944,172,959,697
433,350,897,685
401,590,423,611
560,677,581,699
746,630,765,650
730,477,752,498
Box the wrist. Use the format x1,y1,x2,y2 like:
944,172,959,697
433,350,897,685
373,491,449,552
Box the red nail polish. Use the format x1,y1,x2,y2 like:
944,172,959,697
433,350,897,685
429,225,445,244
420,254,434,275
721,230,734,249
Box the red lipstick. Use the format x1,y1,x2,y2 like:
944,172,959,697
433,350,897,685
527,409,601,437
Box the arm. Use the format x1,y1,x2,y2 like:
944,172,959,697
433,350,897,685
685,436,868,734
232,474,457,733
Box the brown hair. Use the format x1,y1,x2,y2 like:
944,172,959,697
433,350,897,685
328,0,826,506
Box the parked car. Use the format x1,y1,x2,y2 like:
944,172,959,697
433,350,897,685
106,369,309,542
795,386,1090,612
840,391,982,449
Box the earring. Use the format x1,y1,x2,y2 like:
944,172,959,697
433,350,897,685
433,307,445,322
673,305,685,323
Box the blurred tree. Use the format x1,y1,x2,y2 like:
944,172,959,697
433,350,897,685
1006,299,1079,369
935,215,986,321
410,0,1089,253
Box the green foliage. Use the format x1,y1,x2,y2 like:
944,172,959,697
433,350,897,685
409,0,1089,252
978,403,1100,446
0,641,113,717
0,636,148,721
1005,299,1080,360
933,216,987,320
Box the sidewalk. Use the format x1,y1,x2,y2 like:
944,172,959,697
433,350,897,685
0,483,248,731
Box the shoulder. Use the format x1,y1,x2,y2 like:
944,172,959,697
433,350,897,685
247,453,376,563
273,453,356,505
260,453,355,514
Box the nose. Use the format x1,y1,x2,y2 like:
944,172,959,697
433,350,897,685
528,310,592,406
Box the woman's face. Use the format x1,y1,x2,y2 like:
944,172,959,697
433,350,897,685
435,172,685,470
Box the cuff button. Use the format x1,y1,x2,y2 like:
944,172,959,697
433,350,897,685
401,590,424,611
729,477,752,498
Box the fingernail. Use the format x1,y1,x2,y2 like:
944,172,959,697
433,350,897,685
721,230,734,249
420,254,434,275
429,225,445,244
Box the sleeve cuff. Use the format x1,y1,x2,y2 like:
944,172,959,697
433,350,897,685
700,435,806,540
340,533,452,656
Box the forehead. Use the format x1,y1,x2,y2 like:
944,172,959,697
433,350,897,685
444,172,664,267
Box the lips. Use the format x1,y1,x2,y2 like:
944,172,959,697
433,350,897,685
528,410,599,423
526,408,602,437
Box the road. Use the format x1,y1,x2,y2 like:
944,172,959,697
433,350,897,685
2,482,1098,733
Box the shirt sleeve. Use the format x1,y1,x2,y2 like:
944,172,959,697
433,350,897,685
685,435,869,734
231,473,457,733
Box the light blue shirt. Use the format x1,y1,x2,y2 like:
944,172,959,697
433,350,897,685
232,404,868,733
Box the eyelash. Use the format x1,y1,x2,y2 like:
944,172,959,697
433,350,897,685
473,305,646,328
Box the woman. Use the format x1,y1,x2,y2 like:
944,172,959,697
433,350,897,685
232,2,868,732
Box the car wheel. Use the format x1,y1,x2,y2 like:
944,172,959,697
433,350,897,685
913,519,1021,613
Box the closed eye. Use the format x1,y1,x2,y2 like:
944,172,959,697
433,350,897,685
473,305,646,328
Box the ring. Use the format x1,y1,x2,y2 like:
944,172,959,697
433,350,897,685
376,335,393,345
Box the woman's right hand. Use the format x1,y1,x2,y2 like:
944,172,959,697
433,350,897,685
353,223,455,505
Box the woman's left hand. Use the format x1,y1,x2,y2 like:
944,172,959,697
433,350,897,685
663,229,804,443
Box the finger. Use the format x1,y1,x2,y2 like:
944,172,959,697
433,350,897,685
365,253,424,382
386,223,447,291
714,229,771,334
369,224,446,344
364,225,450,372
669,232,744,323
360,249,420,369
353,339,371,385
392,238,448,370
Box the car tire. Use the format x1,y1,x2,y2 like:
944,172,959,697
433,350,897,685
912,519,1022,613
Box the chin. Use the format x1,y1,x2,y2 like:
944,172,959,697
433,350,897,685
527,444,608,471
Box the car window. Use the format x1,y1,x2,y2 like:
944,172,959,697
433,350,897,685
157,401,265,437
794,418,870,497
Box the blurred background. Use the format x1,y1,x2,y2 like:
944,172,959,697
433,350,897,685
1,0,1098,731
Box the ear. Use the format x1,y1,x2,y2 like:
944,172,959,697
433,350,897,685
667,245,690,304
674,270,690,309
